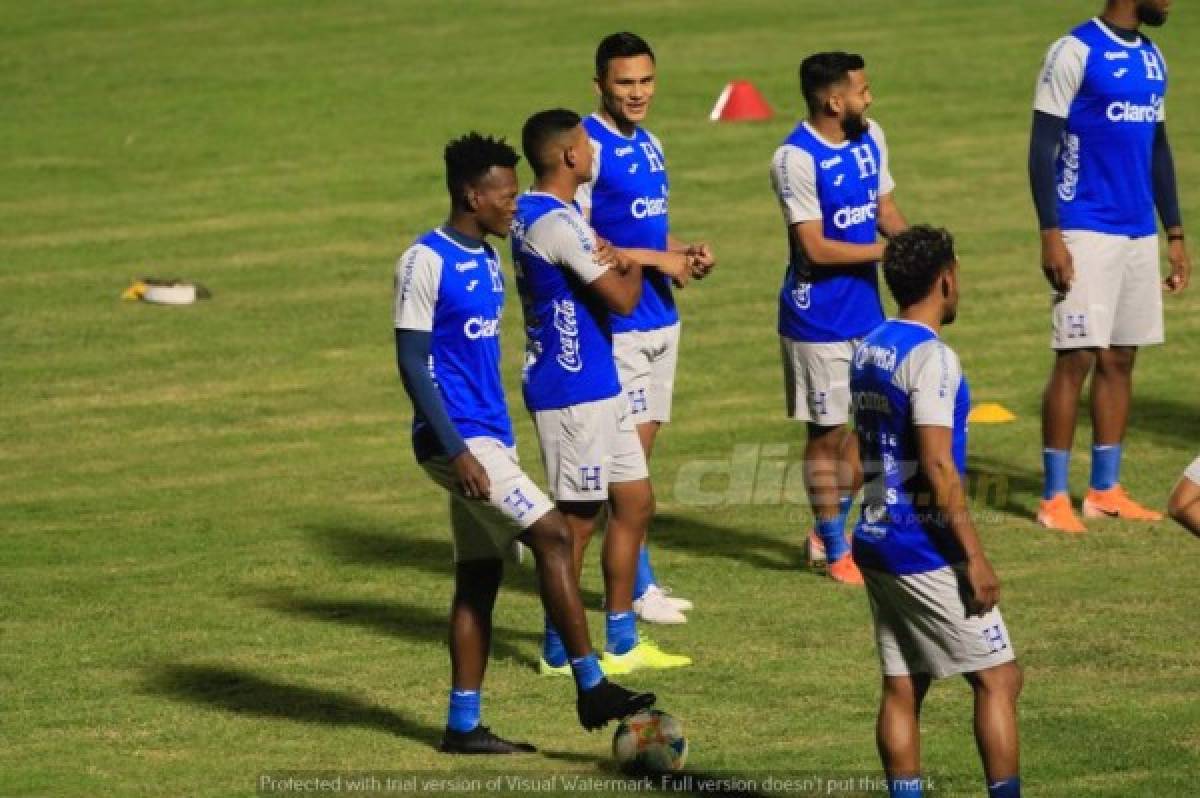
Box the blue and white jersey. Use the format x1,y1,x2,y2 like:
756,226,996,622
511,191,622,412
770,119,895,343
577,113,677,334
1035,18,1167,237
850,320,971,576
393,228,512,461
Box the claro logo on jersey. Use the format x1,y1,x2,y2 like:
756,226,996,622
630,187,669,220
832,189,878,230
552,299,583,372
463,315,501,340
855,342,898,371
1106,94,1162,123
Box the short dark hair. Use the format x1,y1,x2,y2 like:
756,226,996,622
521,108,582,178
595,32,655,78
883,226,957,308
444,132,519,210
799,51,866,114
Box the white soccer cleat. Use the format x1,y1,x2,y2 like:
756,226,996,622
633,586,688,624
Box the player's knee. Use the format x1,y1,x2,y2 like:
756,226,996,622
1054,350,1095,383
524,513,573,561
973,661,1022,700
454,559,503,604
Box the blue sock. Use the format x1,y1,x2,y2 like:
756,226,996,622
634,546,656,601
447,688,480,733
987,776,1021,798
569,653,604,691
1043,448,1070,499
542,617,567,667
605,611,638,656
1090,444,1121,491
836,494,853,531
816,516,850,563
888,776,923,797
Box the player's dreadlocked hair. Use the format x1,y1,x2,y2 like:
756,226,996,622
521,108,582,179
799,51,865,115
595,32,655,78
444,132,519,211
883,225,957,309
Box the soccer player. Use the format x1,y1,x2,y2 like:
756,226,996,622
577,32,716,624
1168,456,1200,536
851,227,1023,798
1029,0,1190,532
512,109,693,675
769,52,908,584
394,132,655,754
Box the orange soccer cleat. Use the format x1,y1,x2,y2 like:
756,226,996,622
1082,485,1163,522
1037,493,1086,533
828,553,864,585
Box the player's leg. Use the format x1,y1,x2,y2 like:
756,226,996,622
964,661,1024,797
1039,230,1113,532
518,508,656,729
539,501,601,673
1167,459,1200,536
876,673,931,797
1082,234,1165,521
806,422,862,583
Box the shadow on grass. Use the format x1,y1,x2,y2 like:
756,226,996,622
303,521,604,607
249,589,540,670
1126,395,1200,451
966,454,1044,523
646,512,802,572
144,663,441,747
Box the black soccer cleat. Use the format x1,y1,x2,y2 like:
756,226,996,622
576,678,656,731
438,725,537,755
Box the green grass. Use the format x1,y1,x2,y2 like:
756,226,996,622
3,1,1199,796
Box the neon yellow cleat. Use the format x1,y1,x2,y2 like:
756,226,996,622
601,639,692,672
538,656,632,677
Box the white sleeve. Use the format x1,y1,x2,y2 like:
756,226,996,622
869,120,896,195
524,209,607,284
1033,36,1088,118
897,340,962,428
574,137,603,218
770,145,821,225
1185,455,1200,486
393,244,442,331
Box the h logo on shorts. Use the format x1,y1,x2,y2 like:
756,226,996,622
811,390,829,418
579,465,603,492
628,388,648,415
503,488,536,520
981,624,1008,654
1065,313,1088,339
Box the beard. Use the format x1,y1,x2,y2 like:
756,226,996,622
841,111,868,141
1136,2,1167,26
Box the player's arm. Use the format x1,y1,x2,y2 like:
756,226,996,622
1029,36,1085,293
772,145,884,266
907,343,998,614
531,210,643,315
616,246,692,287
1168,461,1200,537
876,192,908,239
1153,122,1190,293
393,248,487,499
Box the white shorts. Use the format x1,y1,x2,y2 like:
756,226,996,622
532,395,649,502
614,322,681,425
1185,455,1200,486
421,437,555,563
1051,231,1164,350
863,565,1017,679
780,336,858,426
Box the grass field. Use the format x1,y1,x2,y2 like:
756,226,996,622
3,1,1199,796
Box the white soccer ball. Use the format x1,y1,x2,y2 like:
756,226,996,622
612,709,688,773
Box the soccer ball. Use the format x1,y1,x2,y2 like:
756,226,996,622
612,709,688,773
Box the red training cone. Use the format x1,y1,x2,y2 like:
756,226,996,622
709,80,773,122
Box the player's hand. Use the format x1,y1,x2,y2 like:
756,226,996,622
1164,237,1190,294
450,451,490,500
964,553,1000,616
686,242,716,279
1040,229,1074,296
662,251,691,289
594,237,624,273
